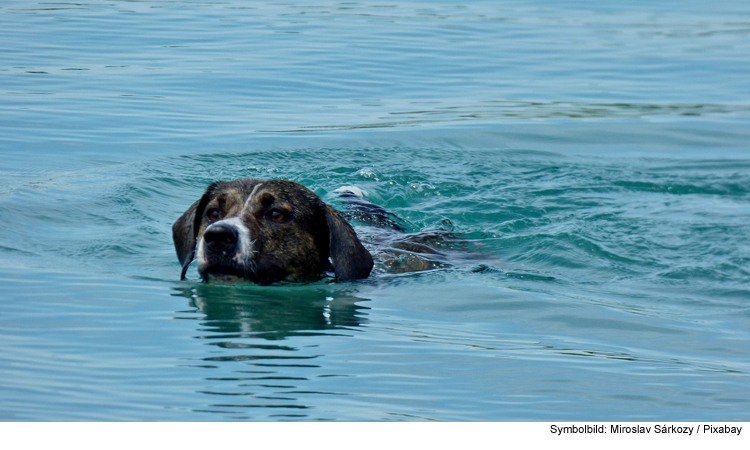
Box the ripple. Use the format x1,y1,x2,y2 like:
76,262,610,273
259,102,750,132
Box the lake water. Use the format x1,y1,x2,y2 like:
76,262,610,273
1,0,749,421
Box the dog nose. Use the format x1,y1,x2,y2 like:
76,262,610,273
203,224,238,251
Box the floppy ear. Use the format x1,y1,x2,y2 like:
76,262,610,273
325,205,373,281
172,184,215,280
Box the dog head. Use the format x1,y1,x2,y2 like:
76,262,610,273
172,179,373,284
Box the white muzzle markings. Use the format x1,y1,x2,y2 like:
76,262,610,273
196,216,256,275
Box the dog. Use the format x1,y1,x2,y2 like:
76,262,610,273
173,178,374,284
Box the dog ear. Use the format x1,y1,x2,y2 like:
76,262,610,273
172,183,215,280
325,205,373,281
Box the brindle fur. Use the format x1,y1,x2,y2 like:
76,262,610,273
173,178,373,284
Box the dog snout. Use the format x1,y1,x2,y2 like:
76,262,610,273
203,223,239,252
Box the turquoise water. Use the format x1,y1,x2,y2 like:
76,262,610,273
1,0,749,421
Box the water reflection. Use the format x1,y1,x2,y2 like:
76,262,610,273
171,282,370,420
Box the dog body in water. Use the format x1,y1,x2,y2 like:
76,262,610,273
173,178,467,284
173,178,373,284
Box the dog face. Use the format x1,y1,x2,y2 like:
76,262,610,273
173,179,373,284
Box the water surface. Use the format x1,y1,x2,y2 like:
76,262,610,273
1,0,749,421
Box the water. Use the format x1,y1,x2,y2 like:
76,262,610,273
1,0,749,421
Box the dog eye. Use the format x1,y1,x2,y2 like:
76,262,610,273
268,209,288,222
206,209,221,222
